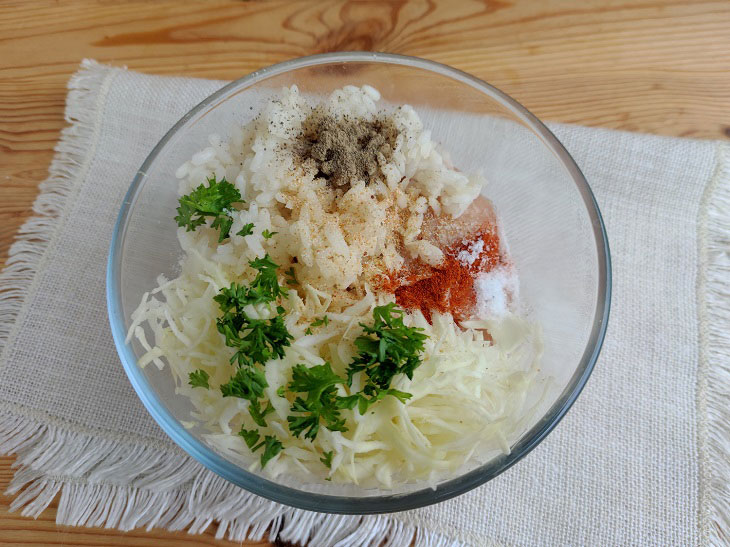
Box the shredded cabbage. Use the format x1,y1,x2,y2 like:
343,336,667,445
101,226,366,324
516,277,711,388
128,252,542,487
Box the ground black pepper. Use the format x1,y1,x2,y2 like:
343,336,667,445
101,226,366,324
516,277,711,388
294,107,399,188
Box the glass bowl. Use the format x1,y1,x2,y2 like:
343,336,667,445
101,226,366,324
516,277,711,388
107,52,611,514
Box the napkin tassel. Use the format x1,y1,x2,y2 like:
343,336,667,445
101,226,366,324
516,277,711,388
0,411,462,545
698,141,730,546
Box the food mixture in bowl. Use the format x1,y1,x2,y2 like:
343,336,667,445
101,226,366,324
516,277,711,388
127,85,542,489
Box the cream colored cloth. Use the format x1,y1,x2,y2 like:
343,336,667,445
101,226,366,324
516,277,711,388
0,60,727,546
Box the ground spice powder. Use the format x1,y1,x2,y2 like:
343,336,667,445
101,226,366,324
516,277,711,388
295,107,398,188
390,228,502,322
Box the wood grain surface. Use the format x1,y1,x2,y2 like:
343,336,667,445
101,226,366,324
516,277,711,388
1,0,729,544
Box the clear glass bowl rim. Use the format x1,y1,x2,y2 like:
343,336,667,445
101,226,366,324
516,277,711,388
107,51,611,514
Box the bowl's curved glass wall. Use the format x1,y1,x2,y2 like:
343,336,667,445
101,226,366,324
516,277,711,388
108,53,610,513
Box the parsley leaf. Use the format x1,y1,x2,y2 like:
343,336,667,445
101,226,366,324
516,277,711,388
286,363,349,440
338,387,413,415
311,315,329,327
304,327,313,335
215,256,294,427
262,229,278,239
247,255,289,302
238,427,260,449
220,366,267,399
248,398,275,427
175,176,243,242
214,255,289,312
320,450,333,469
214,257,293,369
240,430,283,468
220,367,275,425
284,267,299,286
253,435,283,467
188,369,210,389
345,303,427,409
237,222,255,237
217,314,293,368
213,281,250,314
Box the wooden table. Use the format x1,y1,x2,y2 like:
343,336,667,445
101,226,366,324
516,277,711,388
1,0,728,544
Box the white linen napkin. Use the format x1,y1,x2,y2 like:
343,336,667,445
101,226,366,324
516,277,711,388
0,60,727,546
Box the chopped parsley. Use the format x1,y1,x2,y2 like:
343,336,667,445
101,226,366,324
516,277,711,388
262,229,278,239
188,369,210,389
311,315,329,327
284,266,298,286
215,254,292,426
220,365,267,400
338,386,413,415
248,399,275,427
217,318,287,424
345,303,427,412
214,255,289,309
237,222,255,237
238,427,260,449
175,176,243,242
320,450,333,469
284,304,428,439
214,256,293,369
219,343,278,426
286,363,350,440
239,427,283,468
248,255,289,302
256,435,283,467
217,312,293,368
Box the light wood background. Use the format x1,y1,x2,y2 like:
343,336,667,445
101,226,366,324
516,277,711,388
1,0,729,544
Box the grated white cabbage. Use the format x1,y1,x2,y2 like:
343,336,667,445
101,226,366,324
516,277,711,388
127,85,543,488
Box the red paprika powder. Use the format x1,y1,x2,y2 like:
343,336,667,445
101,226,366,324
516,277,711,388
383,227,502,322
